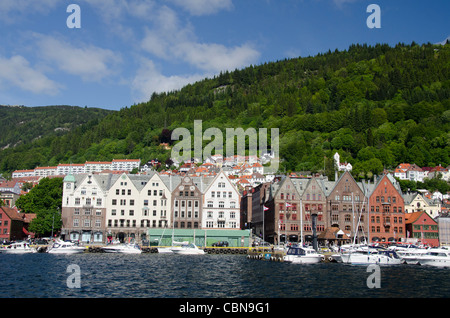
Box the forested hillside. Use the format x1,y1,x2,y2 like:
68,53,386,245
0,105,112,149
1,42,449,180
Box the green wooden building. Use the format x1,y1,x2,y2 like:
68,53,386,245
147,228,251,248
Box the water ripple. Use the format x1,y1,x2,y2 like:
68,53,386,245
0,253,448,298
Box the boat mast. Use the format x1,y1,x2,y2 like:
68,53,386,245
300,198,303,246
351,193,355,244
367,180,370,249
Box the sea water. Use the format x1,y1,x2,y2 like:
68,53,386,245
0,253,448,299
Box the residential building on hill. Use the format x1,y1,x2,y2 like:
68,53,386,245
403,192,441,218
394,163,426,182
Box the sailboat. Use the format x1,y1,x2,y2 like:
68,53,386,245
283,198,324,264
156,225,175,254
340,189,401,266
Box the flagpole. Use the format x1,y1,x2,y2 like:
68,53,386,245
262,203,264,244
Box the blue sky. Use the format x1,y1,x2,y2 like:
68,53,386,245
0,0,448,111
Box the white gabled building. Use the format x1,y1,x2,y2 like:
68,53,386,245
202,171,241,229
104,172,173,243
403,192,441,219
61,173,110,243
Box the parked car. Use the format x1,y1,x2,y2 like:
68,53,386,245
212,241,229,247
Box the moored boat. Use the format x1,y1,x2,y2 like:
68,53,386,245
170,243,206,255
102,243,142,254
47,241,86,254
283,245,324,264
340,249,402,265
1,242,37,254
412,248,450,267
388,245,430,264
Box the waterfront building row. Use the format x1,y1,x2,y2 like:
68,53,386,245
61,170,240,243
243,171,442,247
61,168,444,247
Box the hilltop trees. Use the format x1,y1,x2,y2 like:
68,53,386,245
0,42,449,181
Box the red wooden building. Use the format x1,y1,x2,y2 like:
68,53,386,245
368,175,406,243
405,211,439,247
0,206,35,242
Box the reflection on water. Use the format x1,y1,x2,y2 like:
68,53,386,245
0,253,448,298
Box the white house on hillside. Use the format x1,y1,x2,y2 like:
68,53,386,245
334,153,352,172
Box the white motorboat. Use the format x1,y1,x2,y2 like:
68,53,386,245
171,243,206,255
157,241,188,254
102,243,142,254
157,246,174,254
388,245,430,264
340,250,402,265
330,244,374,263
47,241,86,254
283,246,324,264
1,242,37,254
412,248,450,267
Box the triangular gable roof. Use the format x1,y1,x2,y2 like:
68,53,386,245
272,176,302,199
301,177,327,199
74,173,115,194
405,211,437,225
368,174,403,199
0,206,23,221
107,173,140,193
202,170,240,197
328,170,365,196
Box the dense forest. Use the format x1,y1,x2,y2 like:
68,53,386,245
1,42,449,181
0,105,112,152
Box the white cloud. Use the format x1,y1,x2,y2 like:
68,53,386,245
33,34,122,82
174,41,260,73
332,0,359,8
131,58,205,103
168,0,233,16
82,0,156,21
0,55,61,95
0,0,59,23
141,6,260,73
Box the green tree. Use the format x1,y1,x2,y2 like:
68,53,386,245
28,208,62,237
15,177,63,214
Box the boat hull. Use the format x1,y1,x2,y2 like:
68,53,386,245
157,247,173,254
1,243,37,254
1,248,36,254
170,244,205,255
418,258,450,267
283,255,323,264
47,248,85,254
341,253,402,265
102,244,142,254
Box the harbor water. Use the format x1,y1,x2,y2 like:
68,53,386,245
0,253,448,299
